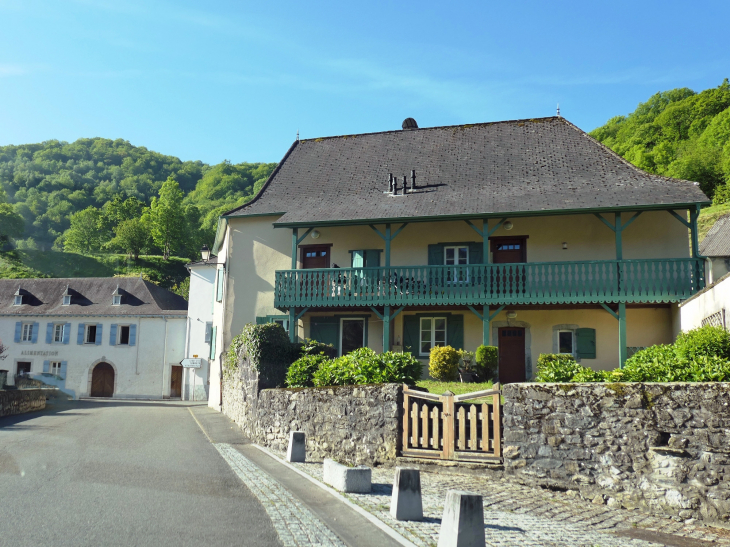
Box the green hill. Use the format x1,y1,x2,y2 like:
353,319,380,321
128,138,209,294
590,79,730,202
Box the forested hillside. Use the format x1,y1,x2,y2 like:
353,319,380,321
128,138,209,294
0,138,276,257
590,79,730,201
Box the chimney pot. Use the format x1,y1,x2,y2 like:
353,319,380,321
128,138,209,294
411,169,416,188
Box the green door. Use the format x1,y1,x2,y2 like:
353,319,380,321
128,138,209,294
310,317,339,349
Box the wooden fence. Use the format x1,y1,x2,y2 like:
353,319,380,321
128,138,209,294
401,384,502,463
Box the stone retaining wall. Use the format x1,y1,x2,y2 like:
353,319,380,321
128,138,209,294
222,355,401,465
502,383,730,524
0,389,46,417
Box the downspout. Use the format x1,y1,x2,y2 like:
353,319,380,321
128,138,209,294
135,317,141,375
162,316,168,399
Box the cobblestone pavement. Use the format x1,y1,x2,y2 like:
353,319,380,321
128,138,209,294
215,443,346,547
267,448,730,547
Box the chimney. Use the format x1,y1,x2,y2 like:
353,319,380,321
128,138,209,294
388,173,393,193
402,175,408,194
392,177,399,195
411,169,416,189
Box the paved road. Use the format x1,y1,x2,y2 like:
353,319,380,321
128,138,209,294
0,397,283,547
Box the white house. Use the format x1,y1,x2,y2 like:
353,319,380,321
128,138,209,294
182,249,217,402
0,277,187,399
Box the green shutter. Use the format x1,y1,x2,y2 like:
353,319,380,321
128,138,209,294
468,242,483,264
210,326,217,359
255,317,267,325
447,315,464,350
402,315,420,357
309,317,339,349
576,328,596,359
365,250,381,267
428,244,445,265
216,269,224,302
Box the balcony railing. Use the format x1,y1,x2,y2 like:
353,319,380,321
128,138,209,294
274,258,705,308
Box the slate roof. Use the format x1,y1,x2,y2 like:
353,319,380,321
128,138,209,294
224,117,709,226
0,277,188,317
700,215,730,257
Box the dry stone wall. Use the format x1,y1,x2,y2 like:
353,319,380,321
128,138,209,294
502,383,730,524
222,354,402,465
0,389,46,417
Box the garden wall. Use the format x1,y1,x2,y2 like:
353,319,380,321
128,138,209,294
222,354,402,465
502,383,730,523
0,389,46,417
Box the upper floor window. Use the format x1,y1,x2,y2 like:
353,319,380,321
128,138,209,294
63,295,71,306
14,294,22,306
420,317,447,356
53,323,65,343
112,295,121,306
21,323,34,342
118,325,130,345
445,246,469,283
85,324,97,344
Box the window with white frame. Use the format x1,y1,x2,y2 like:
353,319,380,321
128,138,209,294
85,324,97,344
112,295,121,306
63,295,71,306
444,246,469,283
21,323,34,342
118,325,130,345
420,317,447,356
14,295,23,306
50,361,62,375
53,323,65,343
558,330,574,354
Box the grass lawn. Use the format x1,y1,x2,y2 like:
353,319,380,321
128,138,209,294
699,202,730,242
415,379,494,396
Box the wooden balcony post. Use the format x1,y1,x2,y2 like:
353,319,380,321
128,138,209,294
690,206,700,258
291,228,298,269
289,308,296,343
618,302,627,368
614,212,623,260
483,219,490,264
483,304,490,346
383,305,391,352
385,224,391,267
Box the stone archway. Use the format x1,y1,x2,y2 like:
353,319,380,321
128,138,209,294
90,362,115,397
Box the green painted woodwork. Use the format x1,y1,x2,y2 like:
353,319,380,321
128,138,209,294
690,206,700,258
291,228,298,269
402,315,419,357
467,304,505,346
274,258,705,309
370,222,408,268
289,308,296,342
309,316,339,348
576,328,596,359
618,302,627,368
615,212,622,260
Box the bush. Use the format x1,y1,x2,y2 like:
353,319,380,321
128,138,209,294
621,344,678,382
535,353,584,383
310,348,423,387
428,346,461,381
285,354,328,388
226,323,295,388
674,325,730,361
300,338,338,359
475,345,498,379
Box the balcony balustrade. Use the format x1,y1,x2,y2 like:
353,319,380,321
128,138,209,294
274,258,704,308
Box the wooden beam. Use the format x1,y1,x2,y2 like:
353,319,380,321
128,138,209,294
600,303,619,320
291,229,298,269
668,209,691,228
594,213,616,232
296,228,314,245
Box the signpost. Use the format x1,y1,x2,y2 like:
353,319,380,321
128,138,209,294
180,358,202,369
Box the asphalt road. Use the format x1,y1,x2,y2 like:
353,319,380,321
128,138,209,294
0,396,282,547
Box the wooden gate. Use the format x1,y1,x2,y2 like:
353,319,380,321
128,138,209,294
401,384,502,462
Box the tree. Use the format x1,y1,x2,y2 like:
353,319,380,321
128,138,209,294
107,218,149,260
63,206,104,254
149,177,185,260
0,203,25,247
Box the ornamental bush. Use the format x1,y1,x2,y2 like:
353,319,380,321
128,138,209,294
535,353,585,383
300,338,338,359
285,354,328,388
674,325,730,361
620,345,678,382
428,346,461,381
475,345,499,380
310,348,423,387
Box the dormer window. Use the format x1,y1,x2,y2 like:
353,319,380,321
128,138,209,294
63,295,71,306
112,285,122,306
14,294,23,306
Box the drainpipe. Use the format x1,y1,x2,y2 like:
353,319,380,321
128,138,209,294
135,317,141,375
162,316,168,399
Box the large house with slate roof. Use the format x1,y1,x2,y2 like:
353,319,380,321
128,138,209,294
204,116,709,407
0,277,187,399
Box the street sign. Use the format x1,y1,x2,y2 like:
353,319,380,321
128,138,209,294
180,358,202,368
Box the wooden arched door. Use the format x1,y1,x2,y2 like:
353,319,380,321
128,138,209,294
90,362,114,397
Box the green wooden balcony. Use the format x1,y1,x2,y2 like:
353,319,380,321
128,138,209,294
274,258,704,308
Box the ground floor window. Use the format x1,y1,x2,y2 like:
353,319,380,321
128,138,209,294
558,330,574,354
17,361,31,375
340,318,365,356
420,317,447,356
86,324,97,344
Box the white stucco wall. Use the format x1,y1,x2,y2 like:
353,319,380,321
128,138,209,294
679,274,730,331
184,264,216,402
0,315,186,399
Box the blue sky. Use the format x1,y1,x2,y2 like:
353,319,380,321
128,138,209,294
0,0,728,164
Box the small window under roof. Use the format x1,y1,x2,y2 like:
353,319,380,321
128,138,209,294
13,288,22,306
112,285,122,306
62,285,71,306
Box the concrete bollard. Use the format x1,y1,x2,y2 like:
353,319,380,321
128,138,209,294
286,431,306,463
323,459,372,493
437,490,485,547
390,467,423,521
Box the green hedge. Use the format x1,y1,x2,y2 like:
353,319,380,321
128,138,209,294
536,325,730,383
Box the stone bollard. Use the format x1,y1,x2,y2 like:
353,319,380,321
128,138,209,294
323,459,372,493
286,431,306,463
437,490,485,547
390,467,423,521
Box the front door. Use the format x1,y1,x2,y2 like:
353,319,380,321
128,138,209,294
498,327,526,383
90,362,115,397
301,245,331,269
170,365,182,398
491,237,527,263
340,318,365,356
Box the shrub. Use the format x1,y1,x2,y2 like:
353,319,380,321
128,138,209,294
475,345,499,379
535,353,584,382
300,338,338,359
570,367,608,382
310,348,423,387
285,354,328,388
428,346,461,381
621,344,680,382
674,325,730,361
379,351,423,385
226,322,295,388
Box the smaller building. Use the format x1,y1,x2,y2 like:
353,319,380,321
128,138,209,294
700,215,730,284
182,250,217,402
0,277,187,399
